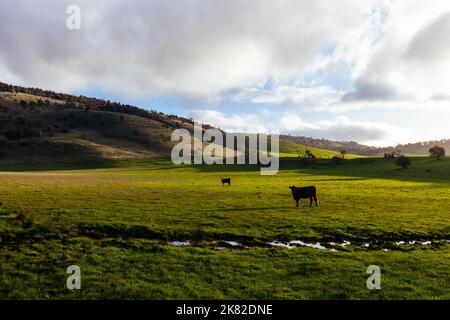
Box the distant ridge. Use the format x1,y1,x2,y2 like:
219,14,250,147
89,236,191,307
281,135,450,156
0,81,201,130
0,81,203,163
0,81,447,163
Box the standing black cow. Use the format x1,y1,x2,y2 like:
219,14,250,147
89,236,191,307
289,186,318,207
221,178,231,186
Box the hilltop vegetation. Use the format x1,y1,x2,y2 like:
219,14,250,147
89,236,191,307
0,82,201,163
0,81,197,128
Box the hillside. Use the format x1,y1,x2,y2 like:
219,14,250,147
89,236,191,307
1,81,447,164
0,82,202,163
278,139,360,159
281,135,450,156
0,81,362,164
280,135,375,155
373,140,450,156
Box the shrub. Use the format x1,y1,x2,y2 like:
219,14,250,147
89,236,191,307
332,156,343,165
429,146,445,160
395,155,411,169
304,150,316,160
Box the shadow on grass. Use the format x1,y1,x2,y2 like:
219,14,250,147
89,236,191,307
284,157,450,185
0,157,177,172
190,156,450,185
1,154,450,185
0,161,119,172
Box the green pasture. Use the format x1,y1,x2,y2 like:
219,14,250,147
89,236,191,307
277,139,361,158
0,157,449,299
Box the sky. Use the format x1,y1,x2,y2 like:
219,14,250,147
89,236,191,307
1,0,450,147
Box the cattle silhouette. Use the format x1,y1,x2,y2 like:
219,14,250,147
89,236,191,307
221,178,231,186
289,186,318,207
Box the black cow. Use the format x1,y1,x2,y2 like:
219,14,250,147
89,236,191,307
221,178,231,186
289,186,318,207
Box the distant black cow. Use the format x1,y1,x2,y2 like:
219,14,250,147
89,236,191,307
221,178,231,186
289,186,318,207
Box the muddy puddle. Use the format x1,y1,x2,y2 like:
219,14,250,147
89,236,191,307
168,241,191,247
164,238,450,252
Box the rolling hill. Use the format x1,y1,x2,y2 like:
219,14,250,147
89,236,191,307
278,139,360,159
0,81,447,163
281,134,450,157
0,82,201,163
0,81,360,163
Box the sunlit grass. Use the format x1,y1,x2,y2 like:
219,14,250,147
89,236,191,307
0,157,449,299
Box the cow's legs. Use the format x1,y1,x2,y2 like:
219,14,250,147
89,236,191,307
296,200,299,207
314,196,318,207
309,197,313,207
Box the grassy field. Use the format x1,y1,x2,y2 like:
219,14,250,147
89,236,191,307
0,156,449,299
277,139,361,158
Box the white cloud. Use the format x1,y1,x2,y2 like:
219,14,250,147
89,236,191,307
278,111,450,147
346,1,450,103
189,110,407,146
0,65,20,85
188,110,270,134
2,0,450,146
0,0,371,98
231,85,345,111
278,113,407,145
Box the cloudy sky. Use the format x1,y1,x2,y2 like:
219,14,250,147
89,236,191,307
1,0,450,146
